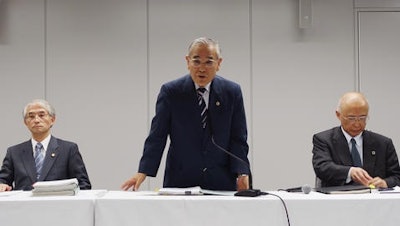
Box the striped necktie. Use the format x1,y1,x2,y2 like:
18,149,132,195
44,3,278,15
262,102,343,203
34,142,44,179
197,88,207,129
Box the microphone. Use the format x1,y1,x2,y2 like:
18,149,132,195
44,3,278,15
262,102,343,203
281,184,312,194
211,136,266,197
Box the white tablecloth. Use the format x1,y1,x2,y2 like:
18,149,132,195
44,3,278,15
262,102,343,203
95,190,400,226
3,189,400,226
0,190,105,226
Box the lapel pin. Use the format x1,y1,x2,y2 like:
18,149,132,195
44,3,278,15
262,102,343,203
371,151,376,156
216,101,220,106
51,153,56,157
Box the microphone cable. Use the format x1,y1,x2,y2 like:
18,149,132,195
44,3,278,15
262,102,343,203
211,136,253,189
211,136,249,168
212,136,291,225
265,192,291,226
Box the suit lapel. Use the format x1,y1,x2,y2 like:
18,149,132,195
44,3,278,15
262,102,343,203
333,127,353,166
182,76,202,126
184,75,199,111
39,136,59,180
208,77,223,127
362,131,377,172
21,141,37,182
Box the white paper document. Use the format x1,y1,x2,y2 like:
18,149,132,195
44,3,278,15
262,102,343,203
158,186,235,196
0,190,23,197
377,186,400,194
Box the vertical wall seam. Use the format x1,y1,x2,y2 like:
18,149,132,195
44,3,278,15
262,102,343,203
145,0,150,190
249,0,254,173
44,0,47,99
353,1,361,92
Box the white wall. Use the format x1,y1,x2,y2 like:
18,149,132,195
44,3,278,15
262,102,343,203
0,0,45,149
357,10,400,148
0,0,399,191
252,0,355,188
45,0,148,190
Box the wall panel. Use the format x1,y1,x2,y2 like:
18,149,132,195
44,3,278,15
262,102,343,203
0,0,45,162
252,0,355,189
45,0,147,189
358,11,400,150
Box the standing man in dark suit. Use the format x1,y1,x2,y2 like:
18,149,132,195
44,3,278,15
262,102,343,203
0,99,91,191
121,37,250,191
312,92,400,188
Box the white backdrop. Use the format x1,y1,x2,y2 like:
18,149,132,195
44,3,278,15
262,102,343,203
0,0,399,191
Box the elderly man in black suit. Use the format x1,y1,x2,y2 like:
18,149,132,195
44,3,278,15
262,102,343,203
121,37,250,191
313,92,400,188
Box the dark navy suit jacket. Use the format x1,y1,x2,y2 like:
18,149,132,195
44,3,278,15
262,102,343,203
0,136,91,190
138,75,249,191
312,126,400,187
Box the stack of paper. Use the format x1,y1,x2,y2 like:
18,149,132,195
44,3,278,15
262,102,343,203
377,186,400,194
158,186,203,195
32,178,79,196
158,186,236,196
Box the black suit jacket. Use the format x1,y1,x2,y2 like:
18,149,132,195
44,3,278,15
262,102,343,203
138,75,250,191
0,136,91,190
312,126,400,187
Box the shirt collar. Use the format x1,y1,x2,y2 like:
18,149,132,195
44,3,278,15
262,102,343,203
31,134,51,152
195,82,211,92
340,127,363,145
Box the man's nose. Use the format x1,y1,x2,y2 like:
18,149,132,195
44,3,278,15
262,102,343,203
198,65,206,72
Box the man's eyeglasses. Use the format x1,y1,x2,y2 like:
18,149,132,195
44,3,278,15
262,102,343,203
343,115,368,123
189,58,217,68
25,112,49,121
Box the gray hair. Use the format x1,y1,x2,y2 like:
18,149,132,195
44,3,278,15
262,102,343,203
188,37,222,58
23,99,56,118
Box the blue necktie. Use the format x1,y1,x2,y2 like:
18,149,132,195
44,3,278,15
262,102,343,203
197,88,207,129
34,143,44,179
351,138,362,167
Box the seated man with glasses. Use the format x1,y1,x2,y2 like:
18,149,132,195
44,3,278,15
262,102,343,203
0,99,91,191
312,92,400,188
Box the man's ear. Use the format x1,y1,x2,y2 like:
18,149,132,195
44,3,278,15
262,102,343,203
50,116,56,127
335,111,340,120
185,55,191,69
216,58,223,71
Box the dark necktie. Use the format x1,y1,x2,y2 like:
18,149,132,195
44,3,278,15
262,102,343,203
197,88,207,129
34,142,44,179
351,138,362,167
